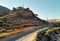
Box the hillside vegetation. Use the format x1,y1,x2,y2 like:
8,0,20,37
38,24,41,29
36,27,60,41
0,6,48,29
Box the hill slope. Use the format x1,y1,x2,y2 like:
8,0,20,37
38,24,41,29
0,5,11,16
0,6,48,29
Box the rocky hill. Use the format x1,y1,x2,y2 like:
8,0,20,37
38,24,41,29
0,5,11,16
0,6,48,29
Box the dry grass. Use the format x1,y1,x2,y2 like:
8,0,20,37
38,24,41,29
45,27,60,35
36,27,60,41
0,26,37,38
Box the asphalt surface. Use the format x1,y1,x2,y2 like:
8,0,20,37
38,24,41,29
16,27,50,41
0,28,40,41
0,23,53,41
16,31,37,41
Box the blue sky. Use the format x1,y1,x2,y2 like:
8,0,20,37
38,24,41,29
0,0,60,20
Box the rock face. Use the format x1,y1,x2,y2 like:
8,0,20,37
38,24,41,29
0,5,10,16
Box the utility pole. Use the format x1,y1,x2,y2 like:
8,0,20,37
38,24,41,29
47,17,48,22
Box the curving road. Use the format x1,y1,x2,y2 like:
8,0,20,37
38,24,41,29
16,27,50,41
0,28,41,41
0,23,53,41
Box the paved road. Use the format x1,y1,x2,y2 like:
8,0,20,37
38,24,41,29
0,23,53,41
16,27,50,41
0,27,50,41
16,31,37,41
0,28,41,41
16,23,53,41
